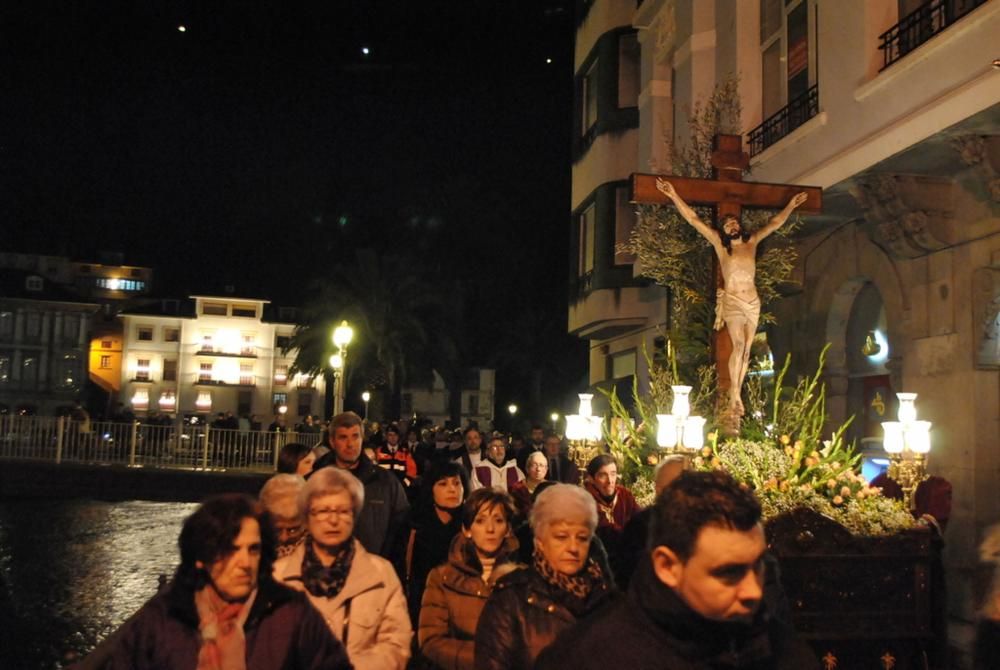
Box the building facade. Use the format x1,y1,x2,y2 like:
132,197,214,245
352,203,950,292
0,270,98,415
401,368,496,428
573,0,999,658
119,296,326,423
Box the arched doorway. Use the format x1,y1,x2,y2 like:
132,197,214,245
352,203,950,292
843,281,893,479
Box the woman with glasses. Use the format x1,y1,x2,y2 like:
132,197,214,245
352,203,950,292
273,467,412,669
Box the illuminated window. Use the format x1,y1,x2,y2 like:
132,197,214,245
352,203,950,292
158,391,176,410
132,389,149,410
101,339,112,349
137,327,153,341
196,391,212,411
201,335,214,353
239,362,254,386
241,334,255,356
0,355,9,383
99,355,111,369
274,364,288,385
199,362,213,383
136,359,151,381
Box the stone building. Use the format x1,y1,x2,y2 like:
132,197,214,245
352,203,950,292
572,0,999,658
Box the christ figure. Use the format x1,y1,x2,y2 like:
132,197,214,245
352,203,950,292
656,178,808,415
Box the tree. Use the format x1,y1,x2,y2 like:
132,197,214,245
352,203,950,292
288,248,455,420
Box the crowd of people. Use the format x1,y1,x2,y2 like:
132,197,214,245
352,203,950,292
87,410,834,669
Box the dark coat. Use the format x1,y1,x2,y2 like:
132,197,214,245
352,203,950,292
545,454,580,485
313,452,410,564
103,577,352,670
473,565,614,670
405,506,463,626
535,560,818,670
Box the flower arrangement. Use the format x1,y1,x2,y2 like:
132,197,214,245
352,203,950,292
608,344,916,537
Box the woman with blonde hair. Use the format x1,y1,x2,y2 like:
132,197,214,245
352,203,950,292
273,467,412,669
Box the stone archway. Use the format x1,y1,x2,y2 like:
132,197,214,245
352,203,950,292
802,224,908,429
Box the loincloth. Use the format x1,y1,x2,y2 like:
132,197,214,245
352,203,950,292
714,289,761,331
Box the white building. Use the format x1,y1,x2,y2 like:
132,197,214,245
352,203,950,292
119,296,326,422
400,368,495,428
573,0,999,660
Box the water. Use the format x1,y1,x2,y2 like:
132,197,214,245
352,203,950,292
0,499,198,669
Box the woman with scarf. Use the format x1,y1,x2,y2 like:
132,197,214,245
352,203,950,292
418,488,521,670
473,484,614,670
405,460,470,627
273,466,412,670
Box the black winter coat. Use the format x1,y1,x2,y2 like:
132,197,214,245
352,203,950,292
473,565,614,670
535,559,818,670
102,577,352,670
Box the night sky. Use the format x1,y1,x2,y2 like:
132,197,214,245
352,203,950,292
1,0,587,418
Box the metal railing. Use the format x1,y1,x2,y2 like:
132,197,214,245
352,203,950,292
0,415,319,472
747,84,819,158
878,0,991,71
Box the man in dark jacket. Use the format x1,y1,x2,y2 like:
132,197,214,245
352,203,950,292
536,471,818,670
313,411,410,563
99,494,350,669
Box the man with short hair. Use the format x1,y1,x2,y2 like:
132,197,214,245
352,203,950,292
537,471,819,669
313,411,410,562
584,454,640,585
451,426,485,473
102,494,350,669
543,433,580,484
373,424,418,488
471,435,525,491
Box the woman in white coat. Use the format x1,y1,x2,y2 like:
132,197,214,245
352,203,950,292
274,466,412,670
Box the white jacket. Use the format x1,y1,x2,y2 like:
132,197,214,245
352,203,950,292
274,538,412,670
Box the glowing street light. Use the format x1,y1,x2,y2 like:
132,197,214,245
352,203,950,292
361,390,371,421
329,321,353,416
550,412,559,431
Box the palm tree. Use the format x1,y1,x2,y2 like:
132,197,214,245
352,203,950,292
287,248,454,420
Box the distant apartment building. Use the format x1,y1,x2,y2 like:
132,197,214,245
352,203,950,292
400,368,496,428
0,269,98,414
118,296,325,421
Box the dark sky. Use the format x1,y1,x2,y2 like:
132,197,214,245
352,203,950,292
2,0,574,298
1,0,586,418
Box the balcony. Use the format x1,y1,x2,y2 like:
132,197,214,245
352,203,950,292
194,378,255,388
747,85,819,158
195,347,257,358
878,0,991,71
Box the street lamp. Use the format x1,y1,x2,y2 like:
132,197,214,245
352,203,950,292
507,404,518,416
882,392,932,509
330,321,354,416
656,385,706,454
550,412,559,432
329,353,344,416
361,390,371,421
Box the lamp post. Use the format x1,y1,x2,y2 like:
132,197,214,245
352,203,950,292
881,392,932,509
329,321,354,417
565,393,603,480
361,390,371,421
655,385,706,454
550,412,559,433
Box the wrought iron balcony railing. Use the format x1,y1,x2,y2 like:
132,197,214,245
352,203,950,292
878,0,990,71
747,84,819,158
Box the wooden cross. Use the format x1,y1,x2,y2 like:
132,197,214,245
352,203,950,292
630,134,822,413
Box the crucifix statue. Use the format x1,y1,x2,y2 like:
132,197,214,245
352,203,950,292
630,134,822,423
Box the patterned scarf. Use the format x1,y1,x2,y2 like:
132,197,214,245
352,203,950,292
194,586,252,670
532,547,605,601
301,536,355,599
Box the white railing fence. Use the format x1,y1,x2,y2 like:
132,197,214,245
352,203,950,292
0,415,321,472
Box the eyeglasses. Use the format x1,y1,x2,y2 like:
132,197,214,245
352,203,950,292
309,507,353,520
